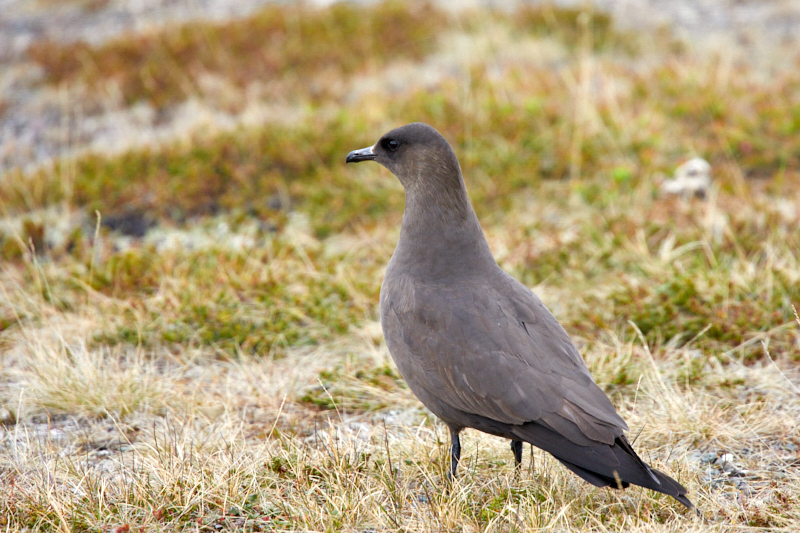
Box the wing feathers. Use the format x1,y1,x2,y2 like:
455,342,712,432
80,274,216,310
391,277,630,440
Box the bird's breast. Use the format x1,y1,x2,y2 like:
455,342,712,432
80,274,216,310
380,269,417,315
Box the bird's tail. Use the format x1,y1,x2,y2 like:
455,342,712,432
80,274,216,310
649,467,694,510
556,458,693,510
512,425,694,509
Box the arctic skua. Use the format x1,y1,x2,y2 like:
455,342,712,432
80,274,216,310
346,122,692,509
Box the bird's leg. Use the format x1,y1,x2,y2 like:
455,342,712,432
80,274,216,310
447,428,461,482
510,440,523,473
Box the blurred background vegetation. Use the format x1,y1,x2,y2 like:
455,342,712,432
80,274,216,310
2,0,798,363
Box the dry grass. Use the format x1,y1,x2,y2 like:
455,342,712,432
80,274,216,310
2,304,799,530
2,2,800,531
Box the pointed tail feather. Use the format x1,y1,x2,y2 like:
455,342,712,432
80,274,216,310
557,458,693,509
649,467,694,510
512,423,693,509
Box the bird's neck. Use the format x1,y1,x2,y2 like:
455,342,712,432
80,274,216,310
392,179,496,280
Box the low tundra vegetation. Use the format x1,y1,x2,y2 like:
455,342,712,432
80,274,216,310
1,1,799,531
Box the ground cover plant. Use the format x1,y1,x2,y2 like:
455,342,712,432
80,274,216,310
1,1,800,531
27,2,444,110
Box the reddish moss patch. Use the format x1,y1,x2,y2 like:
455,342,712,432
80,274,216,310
28,1,446,109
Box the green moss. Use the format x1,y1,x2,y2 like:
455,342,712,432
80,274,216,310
85,240,380,355
577,266,800,357
0,232,25,262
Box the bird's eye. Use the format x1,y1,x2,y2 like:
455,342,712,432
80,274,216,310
387,139,399,151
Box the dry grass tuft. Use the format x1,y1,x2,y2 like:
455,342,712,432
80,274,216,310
13,340,166,420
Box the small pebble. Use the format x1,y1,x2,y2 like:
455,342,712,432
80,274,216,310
714,453,735,466
733,478,754,496
699,452,717,464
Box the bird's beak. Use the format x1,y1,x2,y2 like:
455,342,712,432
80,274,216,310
346,146,376,163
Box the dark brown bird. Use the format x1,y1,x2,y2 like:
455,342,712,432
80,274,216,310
346,123,693,509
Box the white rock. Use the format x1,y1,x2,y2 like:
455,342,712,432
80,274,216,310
661,157,712,199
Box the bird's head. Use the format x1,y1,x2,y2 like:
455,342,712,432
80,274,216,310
346,123,462,192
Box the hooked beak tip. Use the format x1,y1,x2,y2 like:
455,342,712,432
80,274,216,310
346,146,376,164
